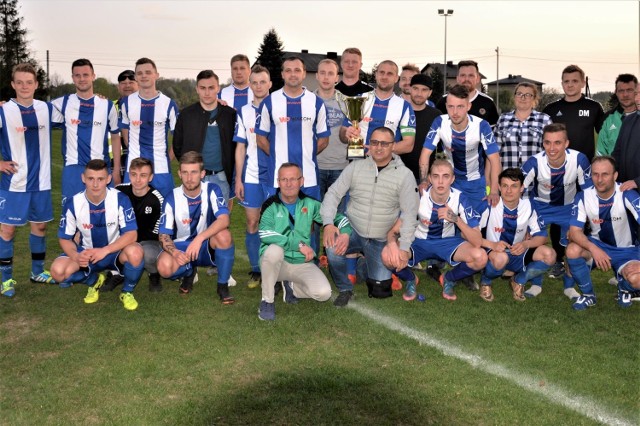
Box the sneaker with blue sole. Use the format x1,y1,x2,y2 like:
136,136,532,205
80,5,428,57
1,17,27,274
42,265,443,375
617,290,632,308
403,277,419,301
572,295,596,311
30,270,56,284
439,274,457,301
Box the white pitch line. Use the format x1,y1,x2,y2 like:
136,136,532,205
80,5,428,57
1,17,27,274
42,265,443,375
350,302,635,426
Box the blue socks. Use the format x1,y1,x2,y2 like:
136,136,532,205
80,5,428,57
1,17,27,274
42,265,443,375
566,258,594,295
215,245,235,285
445,262,477,282
481,261,503,284
122,260,144,292
395,267,415,282
170,263,193,281
30,234,46,275
0,237,13,282
514,260,549,285
346,257,357,277
246,231,261,273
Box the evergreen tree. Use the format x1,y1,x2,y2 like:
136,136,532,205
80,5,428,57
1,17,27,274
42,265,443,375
255,28,284,92
0,0,46,100
430,67,445,102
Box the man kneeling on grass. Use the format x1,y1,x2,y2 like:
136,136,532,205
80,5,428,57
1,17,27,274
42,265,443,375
156,151,235,304
258,163,351,321
383,159,486,301
51,159,144,311
478,168,556,302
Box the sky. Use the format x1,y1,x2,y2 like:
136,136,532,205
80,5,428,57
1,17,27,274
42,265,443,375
19,0,638,93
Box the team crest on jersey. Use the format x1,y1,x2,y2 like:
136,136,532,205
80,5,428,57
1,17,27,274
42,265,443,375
124,208,135,222
59,216,66,228
159,213,166,226
409,116,416,126
583,165,592,180
465,206,480,221
217,197,226,208
0,197,5,210
571,204,579,216
633,197,640,212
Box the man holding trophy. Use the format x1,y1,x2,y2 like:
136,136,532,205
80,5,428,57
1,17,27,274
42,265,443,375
339,60,416,156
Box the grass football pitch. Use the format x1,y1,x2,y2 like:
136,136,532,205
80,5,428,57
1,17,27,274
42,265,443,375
0,132,638,425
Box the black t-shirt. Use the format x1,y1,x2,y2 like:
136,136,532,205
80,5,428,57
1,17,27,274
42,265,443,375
335,80,374,97
400,105,441,182
543,95,604,161
116,184,163,242
436,91,499,126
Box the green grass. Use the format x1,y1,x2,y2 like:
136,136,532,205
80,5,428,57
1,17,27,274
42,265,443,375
0,132,638,425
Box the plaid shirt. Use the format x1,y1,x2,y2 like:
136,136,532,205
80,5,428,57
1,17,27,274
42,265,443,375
495,110,552,169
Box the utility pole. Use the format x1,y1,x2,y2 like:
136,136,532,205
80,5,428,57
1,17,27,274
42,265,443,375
495,46,500,113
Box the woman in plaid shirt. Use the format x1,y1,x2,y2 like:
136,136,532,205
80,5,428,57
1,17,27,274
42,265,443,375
495,83,552,170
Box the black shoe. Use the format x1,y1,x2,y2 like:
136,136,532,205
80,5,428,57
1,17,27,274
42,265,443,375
459,276,479,291
548,262,565,279
274,281,283,296
148,273,163,292
426,265,442,283
179,267,197,294
100,271,123,292
334,290,353,307
217,283,235,305
282,281,299,304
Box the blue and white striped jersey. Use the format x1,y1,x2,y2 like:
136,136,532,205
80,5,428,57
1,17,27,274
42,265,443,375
480,198,546,245
522,149,592,206
342,93,415,144
234,103,270,185
219,85,253,111
119,92,178,175
255,88,330,188
58,188,137,249
570,186,640,248
415,187,481,240
0,99,53,192
423,114,498,182
51,94,119,166
159,182,229,243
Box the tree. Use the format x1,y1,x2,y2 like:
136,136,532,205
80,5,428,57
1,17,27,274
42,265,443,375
0,0,47,100
537,87,561,112
430,66,445,103
255,28,284,92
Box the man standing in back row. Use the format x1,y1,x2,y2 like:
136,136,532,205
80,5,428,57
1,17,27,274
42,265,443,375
118,57,178,198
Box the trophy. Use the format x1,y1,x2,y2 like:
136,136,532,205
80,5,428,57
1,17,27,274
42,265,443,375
336,92,373,160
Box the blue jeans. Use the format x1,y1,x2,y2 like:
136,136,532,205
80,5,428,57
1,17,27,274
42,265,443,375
203,171,230,204
319,168,346,214
326,229,391,292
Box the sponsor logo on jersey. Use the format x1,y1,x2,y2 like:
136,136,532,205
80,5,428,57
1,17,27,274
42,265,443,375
494,227,504,233
182,218,192,225
82,223,93,229
579,110,590,117
278,116,313,123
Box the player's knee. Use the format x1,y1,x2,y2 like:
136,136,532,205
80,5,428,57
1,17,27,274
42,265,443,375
50,259,67,282
565,242,582,259
156,253,174,278
471,248,488,268
623,264,640,288
489,252,508,269
0,225,16,241
261,244,284,265
539,246,557,265
30,222,46,234
211,229,233,249
124,244,144,266
246,216,259,233
315,283,332,302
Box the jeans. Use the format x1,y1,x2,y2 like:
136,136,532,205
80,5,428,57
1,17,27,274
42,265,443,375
326,229,391,292
203,171,230,204
319,168,346,214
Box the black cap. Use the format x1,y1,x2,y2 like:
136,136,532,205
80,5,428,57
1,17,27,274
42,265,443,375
117,70,135,82
410,74,433,89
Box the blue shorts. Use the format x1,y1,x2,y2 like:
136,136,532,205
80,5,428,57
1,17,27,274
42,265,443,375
587,238,640,284
125,172,174,198
174,240,216,267
534,202,570,246
239,182,275,209
62,164,114,205
453,178,488,214
409,237,466,267
0,190,53,225
57,248,124,275
487,247,535,273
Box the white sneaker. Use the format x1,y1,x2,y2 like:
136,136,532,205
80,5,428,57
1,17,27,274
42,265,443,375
228,275,237,287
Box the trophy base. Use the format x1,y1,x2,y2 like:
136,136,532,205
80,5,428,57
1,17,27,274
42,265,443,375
347,147,366,160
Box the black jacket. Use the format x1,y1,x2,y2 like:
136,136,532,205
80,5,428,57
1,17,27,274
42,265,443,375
612,112,640,188
173,102,237,184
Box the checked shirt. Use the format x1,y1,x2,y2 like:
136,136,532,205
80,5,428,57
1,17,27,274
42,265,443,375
495,109,552,170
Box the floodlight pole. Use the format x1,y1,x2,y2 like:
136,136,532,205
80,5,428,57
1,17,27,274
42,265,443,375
438,9,454,94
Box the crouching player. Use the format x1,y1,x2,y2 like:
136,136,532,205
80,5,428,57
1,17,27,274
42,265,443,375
156,151,235,304
384,159,487,301
479,168,556,302
565,156,640,310
51,160,144,310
